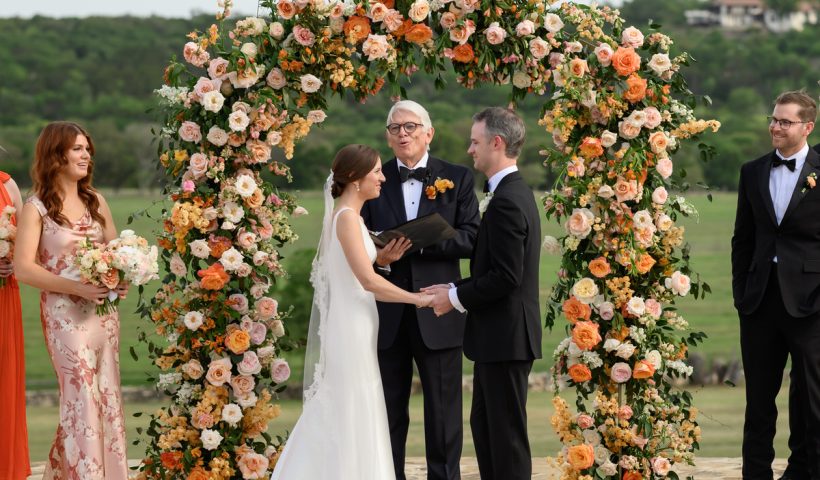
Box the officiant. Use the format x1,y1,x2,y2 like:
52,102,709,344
361,100,480,480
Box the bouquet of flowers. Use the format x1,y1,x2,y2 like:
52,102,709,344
74,230,159,315
0,205,16,288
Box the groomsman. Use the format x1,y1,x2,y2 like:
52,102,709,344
732,91,818,480
361,100,480,480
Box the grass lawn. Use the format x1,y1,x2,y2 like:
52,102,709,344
26,385,789,463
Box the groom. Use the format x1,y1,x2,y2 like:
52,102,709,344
361,100,480,480
425,107,542,480
732,90,818,480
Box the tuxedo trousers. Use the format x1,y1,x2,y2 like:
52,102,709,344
471,360,533,480
378,304,463,480
740,264,820,480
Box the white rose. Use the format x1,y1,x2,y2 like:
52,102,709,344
655,213,673,232
648,53,672,76
207,126,229,146
300,74,322,93
665,271,691,296
201,90,225,113
542,235,561,255
200,429,223,450
626,296,645,316
594,445,612,465
583,430,601,447
615,343,636,359
269,22,285,39
234,174,258,198
220,247,245,272
228,110,250,132
632,210,654,229
603,338,621,352
597,185,614,199
240,42,258,58
221,403,243,426
572,277,599,304
222,201,245,223
512,71,532,89
599,460,618,476
183,311,204,331
544,13,564,33
600,130,617,148
190,239,211,259
645,350,663,370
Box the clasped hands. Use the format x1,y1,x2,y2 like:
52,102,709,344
418,284,454,317
0,258,12,278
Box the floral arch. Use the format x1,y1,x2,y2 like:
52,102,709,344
139,0,719,478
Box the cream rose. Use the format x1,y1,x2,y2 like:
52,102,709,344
206,357,232,386
621,26,644,48
665,271,691,296
594,43,613,67
529,37,550,59
266,68,287,89
221,403,243,426
200,429,223,451
600,130,618,148
542,235,561,255
645,350,663,370
484,22,507,45
228,110,250,132
648,53,672,76
643,106,662,129
572,277,599,304
183,311,204,331
626,296,645,316
408,0,430,22
206,126,229,146
566,208,595,238
544,13,564,33
515,19,535,37
362,34,391,61
300,74,322,93
618,119,641,140
652,186,668,205
178,121,202,143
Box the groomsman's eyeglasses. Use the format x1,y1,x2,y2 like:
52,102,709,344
768,116,809,130
386,122,423,135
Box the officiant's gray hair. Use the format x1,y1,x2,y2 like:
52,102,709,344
473,107,526,158
386,100,433,132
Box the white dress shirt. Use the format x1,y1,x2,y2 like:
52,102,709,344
770,143,809,262
397,153,429,221
448,166,519,313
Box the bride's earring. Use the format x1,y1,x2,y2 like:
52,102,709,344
354,182,360,192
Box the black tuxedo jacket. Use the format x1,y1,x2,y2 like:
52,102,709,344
361,156,480,350
455,171,542,363
732,147,820,317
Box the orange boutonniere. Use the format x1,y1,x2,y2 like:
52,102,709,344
803,172,817,193
425,177,455,200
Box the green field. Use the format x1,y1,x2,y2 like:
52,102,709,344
19,190,740,388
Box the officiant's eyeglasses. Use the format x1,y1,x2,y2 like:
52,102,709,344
768,116,809,130
386,122,423,135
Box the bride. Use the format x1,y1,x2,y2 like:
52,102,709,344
271,144,433,479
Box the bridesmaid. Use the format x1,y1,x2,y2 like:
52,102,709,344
14,122,130,479
0,171,31,479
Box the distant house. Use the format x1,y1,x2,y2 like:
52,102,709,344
684,0,818,32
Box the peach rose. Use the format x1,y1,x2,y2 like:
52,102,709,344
181,359,204,380
566,208,594,238
618,405,633,420
576,414,595,429
178,121,202,143
383,10,404,32
225,328,251,354
405,24,433,44
618,119,642,140
648,53,672,75
198,262,230,290
237,452,270,479
621,26,644,48
208,57,229,80
611,46,641,76
568,364,592,383
100,268,120,289
343,16,372,43
610,362,632,383
529,37,550,59
623,74,647,103
569,58,588,77
439,11,457,29
656,157,673,179
588,257,611,278
572,321,602,351
276,0,297,19
633,360,656,379
579,137,604,159
368,2,389,22
362,34,391,60
266,68,287,89
563,296,591,324
484,22,507,45
206,357,232,386
191,409,215,429
450,20,476,44
407,0,430,22
665,271,691,296
515,19,535,37
567,444,595,470
651,457,671,476
594,43,613,67
643,106,662,129
614,177,638,202
230,374,256,396
623,471,643,480
247,139,272,164
635,253,656,274
649,131,670,154
255,296,278,319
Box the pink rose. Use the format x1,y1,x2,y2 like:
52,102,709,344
266,68,287,89
238,351,263,375
665,271,691,296
576,414,594,429
549,52,564,68
206,357,232,386
651,186,668,205
178,121,202,143
643,107,662,129
231,374,256,396
439,12,457,30
193,76,221,100
597,302,614,321
651,457,672,476
618,405,633,420
182,180,195,193
183,41,209,67
237,452,269,479
271,358,291,383
208,57,230,80
644,298,662,318
250,322,267,345
250,281,270,299
383,10,404,32
252,251,269,266
594,43,613,67
610,362,632,383
228,293,249,313
189,152,209,178
621,26,644,48
255,296,278,319
618,119,641,140
368,2,389,22
181,359,204,380
362,34,390,61
293,25,316,47
566,208,594,238
529,38,550,59
515,20,535,37
656,157,673,179
484,22,507,45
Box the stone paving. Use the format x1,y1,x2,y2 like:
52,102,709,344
28,457,786,479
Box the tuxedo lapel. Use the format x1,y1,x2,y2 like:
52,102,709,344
757,153,778,227
781,148,820,225
382,158,408,224
416,157,442,218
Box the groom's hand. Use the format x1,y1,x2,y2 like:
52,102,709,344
376,237,412,267
423,286,454,317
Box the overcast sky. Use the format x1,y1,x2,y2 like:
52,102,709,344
1,0,619,18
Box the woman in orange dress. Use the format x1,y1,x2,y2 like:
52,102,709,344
0,170,30,479
15,122,130,479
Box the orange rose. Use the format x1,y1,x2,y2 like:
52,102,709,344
343,16,372,43
572,321,602,351
610,326,630,342
611,47,641,76
425,185,437,199
225,328,251,354
588,257,611,278
101,268,121,289
452,43,474,63
635,253,656,274
568,364,592,383
405,24,433,44
567,444,595,471
562,296,591,324
622,471,643,480
622,73,647,103
198,263,230,290
578,137,604,159
160,451,183,470
633,359,656,379
187,467,210,480
245,188,265,209
208,235,233,258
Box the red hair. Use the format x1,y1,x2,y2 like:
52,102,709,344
31,121,105,227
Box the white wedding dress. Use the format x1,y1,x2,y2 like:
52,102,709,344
271,207,396,480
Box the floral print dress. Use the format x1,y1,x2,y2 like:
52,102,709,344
29,197,128,480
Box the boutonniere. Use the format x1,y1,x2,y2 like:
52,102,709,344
478,192,494,215
802,172,817,193
425,177,455,200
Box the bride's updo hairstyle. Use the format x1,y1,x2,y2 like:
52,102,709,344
330,144,379,198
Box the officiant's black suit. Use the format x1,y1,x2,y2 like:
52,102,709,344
455,171,542,480
732,146,820,480
361,156,480,480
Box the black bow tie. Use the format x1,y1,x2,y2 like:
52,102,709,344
483,180,490,193
399,166,429,183
772,156,796,172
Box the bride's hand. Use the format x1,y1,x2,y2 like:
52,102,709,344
414,292,434,308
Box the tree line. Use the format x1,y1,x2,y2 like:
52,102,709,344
0,0,818,191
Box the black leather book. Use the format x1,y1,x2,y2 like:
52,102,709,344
369,213,457,253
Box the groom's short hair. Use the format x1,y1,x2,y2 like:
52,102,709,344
473,107,526,158
775,90,817,123
387,100,433,132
